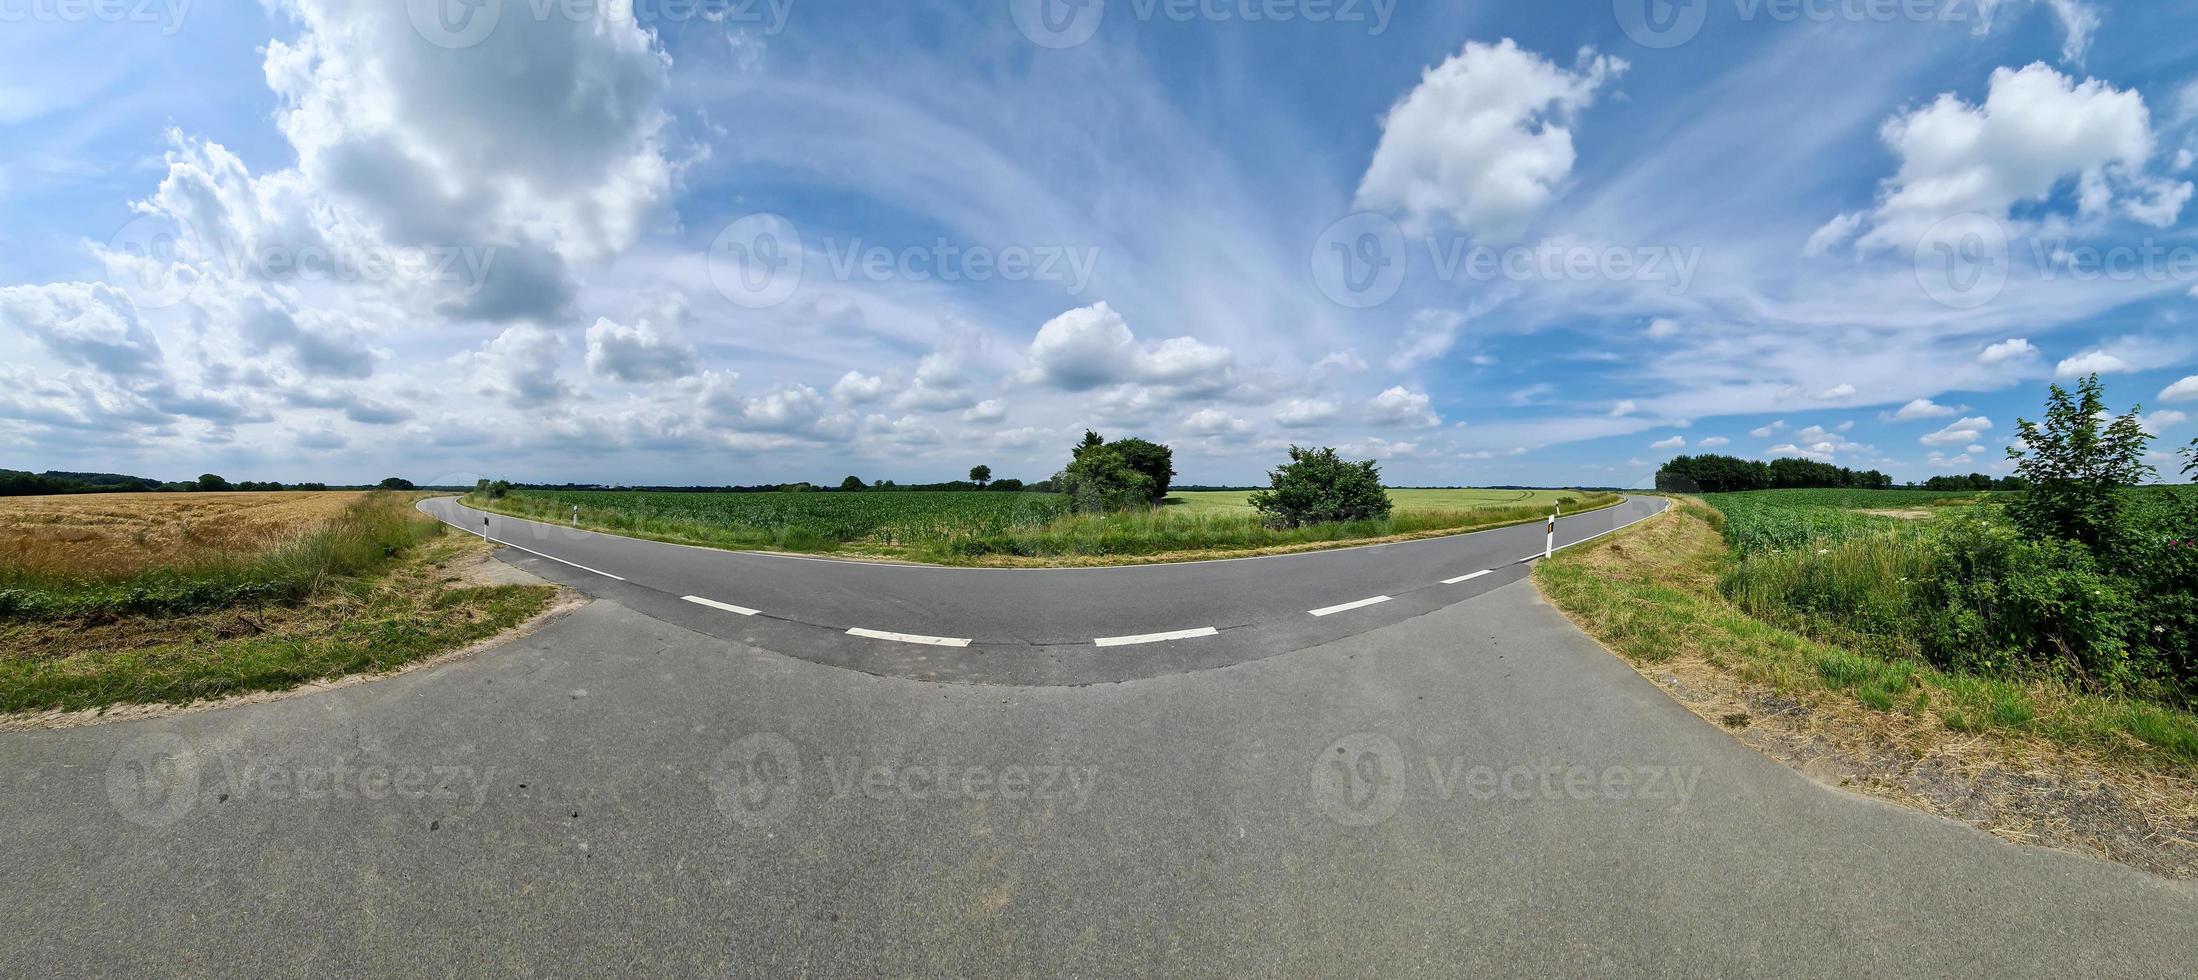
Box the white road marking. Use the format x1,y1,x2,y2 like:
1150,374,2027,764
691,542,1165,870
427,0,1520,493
1309,596,1392,618
1443,570,1495,585
847,628,973,648
682,596,760,617
432,517,627,581
1094,627,1220,648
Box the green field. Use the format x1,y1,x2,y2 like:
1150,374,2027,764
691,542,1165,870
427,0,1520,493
472,487,1620,565
1701,488,1991,555
1167,487,1576,517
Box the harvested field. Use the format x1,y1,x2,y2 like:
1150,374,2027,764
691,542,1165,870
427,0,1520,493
0,492,363,578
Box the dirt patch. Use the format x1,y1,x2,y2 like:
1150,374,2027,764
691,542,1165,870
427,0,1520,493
1857,508,1933,520
0,491,364,577
1537,503,2198,880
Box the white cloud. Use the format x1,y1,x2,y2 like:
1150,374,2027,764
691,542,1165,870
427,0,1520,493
1843,64,2181,251
2140,410,2188,435
457,326,568,408
1698,436,1731,448
1750,420,1787,438
1609,399,1638,417
1650,435,1686,450
2160,376,2198,403
1183,408,1251,435
1887,398,1962,421
1644,318,1681,340
1024,302,1233,392
1313,350,1368,374
1978,338,2039,365
585,301,696,384
1816,384,1857,401
2055,350,2130,377
1976,0,2102,65
831,371,888,405
1355,39,1626,237
1276,398,1341,428
961,400,1007,423
1366,386,1440,428
0,282,163,377
1922,416,1995,446
1389,309,1469,370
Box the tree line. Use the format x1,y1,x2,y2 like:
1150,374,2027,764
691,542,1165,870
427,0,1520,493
1654,455,1894,493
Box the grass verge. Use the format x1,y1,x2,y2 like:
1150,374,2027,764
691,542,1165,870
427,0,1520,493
463,490,1627,567
0,509,556,715
1535,499,2198,877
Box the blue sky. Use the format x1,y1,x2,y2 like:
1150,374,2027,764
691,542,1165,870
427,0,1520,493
2,0,2196,488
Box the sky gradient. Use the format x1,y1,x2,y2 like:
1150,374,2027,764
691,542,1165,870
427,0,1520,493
2,0,2196,488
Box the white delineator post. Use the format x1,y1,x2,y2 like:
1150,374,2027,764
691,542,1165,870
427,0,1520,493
572,505,579,528
482,516,491,542
1544,503,1560,559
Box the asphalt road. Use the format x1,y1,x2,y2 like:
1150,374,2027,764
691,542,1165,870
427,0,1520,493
3,499,2194,977
416,495,1670,685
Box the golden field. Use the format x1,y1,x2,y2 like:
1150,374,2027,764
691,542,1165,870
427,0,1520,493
0,492,366,578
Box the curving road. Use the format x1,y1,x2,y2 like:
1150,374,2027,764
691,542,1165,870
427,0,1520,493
416,495,1669,685
2,494,2193,977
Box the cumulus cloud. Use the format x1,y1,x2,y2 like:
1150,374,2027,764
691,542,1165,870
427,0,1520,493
1831,64,2184,252
585,304,697,384
1644,318,1681,340
1816,383,1857,401
961,399,1007,423
1922,416,1995,446
1609,400,1638,417
1276,398,1341,428
831,372,888,404
1366,387,1440,428
1978,338,2039,365
2055,350,2131,376
1183,408,1251,435
1698,436,1731,448
1750,420,1787,438
458,326,568,407
1023,302,1233,392
0,282,164,376
1887,398,1963,421
1650,435,1686,450
1355,39,1625,238
2160,376,2198,403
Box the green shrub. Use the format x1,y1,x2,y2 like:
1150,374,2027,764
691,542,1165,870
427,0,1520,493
1248,446,1395,528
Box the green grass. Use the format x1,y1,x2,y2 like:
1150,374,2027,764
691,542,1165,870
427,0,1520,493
1535,500,2198,769
1701,488,1990,555
1167,487,1573,516
472,487,1623,565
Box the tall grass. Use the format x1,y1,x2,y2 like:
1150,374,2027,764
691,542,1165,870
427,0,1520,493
929,494,1619,560
0,492,439,619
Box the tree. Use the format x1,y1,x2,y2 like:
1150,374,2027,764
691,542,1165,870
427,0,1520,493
2184,438,2197,477
989,478,1026,492
1106,438,1175,503
196,473,230,492
840,476,868,491
969,465,992,489
2006,374,2154,551
1249,447,1394,528
487,480,512,499
1060,446,1155,513
378,477,416,491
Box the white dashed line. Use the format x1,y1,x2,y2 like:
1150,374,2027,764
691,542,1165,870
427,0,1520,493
1094,627,1220,648
1443,570,1495,585
1309,596,1392,618
434,518,628,581
847,628,973,648
682,596,760,617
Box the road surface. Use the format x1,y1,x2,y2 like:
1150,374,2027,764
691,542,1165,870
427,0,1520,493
1,496,2193,977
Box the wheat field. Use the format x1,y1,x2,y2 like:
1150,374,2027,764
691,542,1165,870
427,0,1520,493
0,492,365,578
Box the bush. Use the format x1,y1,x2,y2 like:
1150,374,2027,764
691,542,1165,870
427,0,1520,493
1056,431,1172,512
1248,447,1394,528
2005,374,2153,552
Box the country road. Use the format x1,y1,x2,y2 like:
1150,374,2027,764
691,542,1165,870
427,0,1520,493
2,497,2194,978
415,495,1671,685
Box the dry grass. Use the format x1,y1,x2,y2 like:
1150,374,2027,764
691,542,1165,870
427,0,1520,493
0,492,364,578
1536,499,2198,879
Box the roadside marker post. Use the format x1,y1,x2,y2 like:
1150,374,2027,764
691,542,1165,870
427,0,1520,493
572,505,579,528
1544,503,1559,560
483,516,491,542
